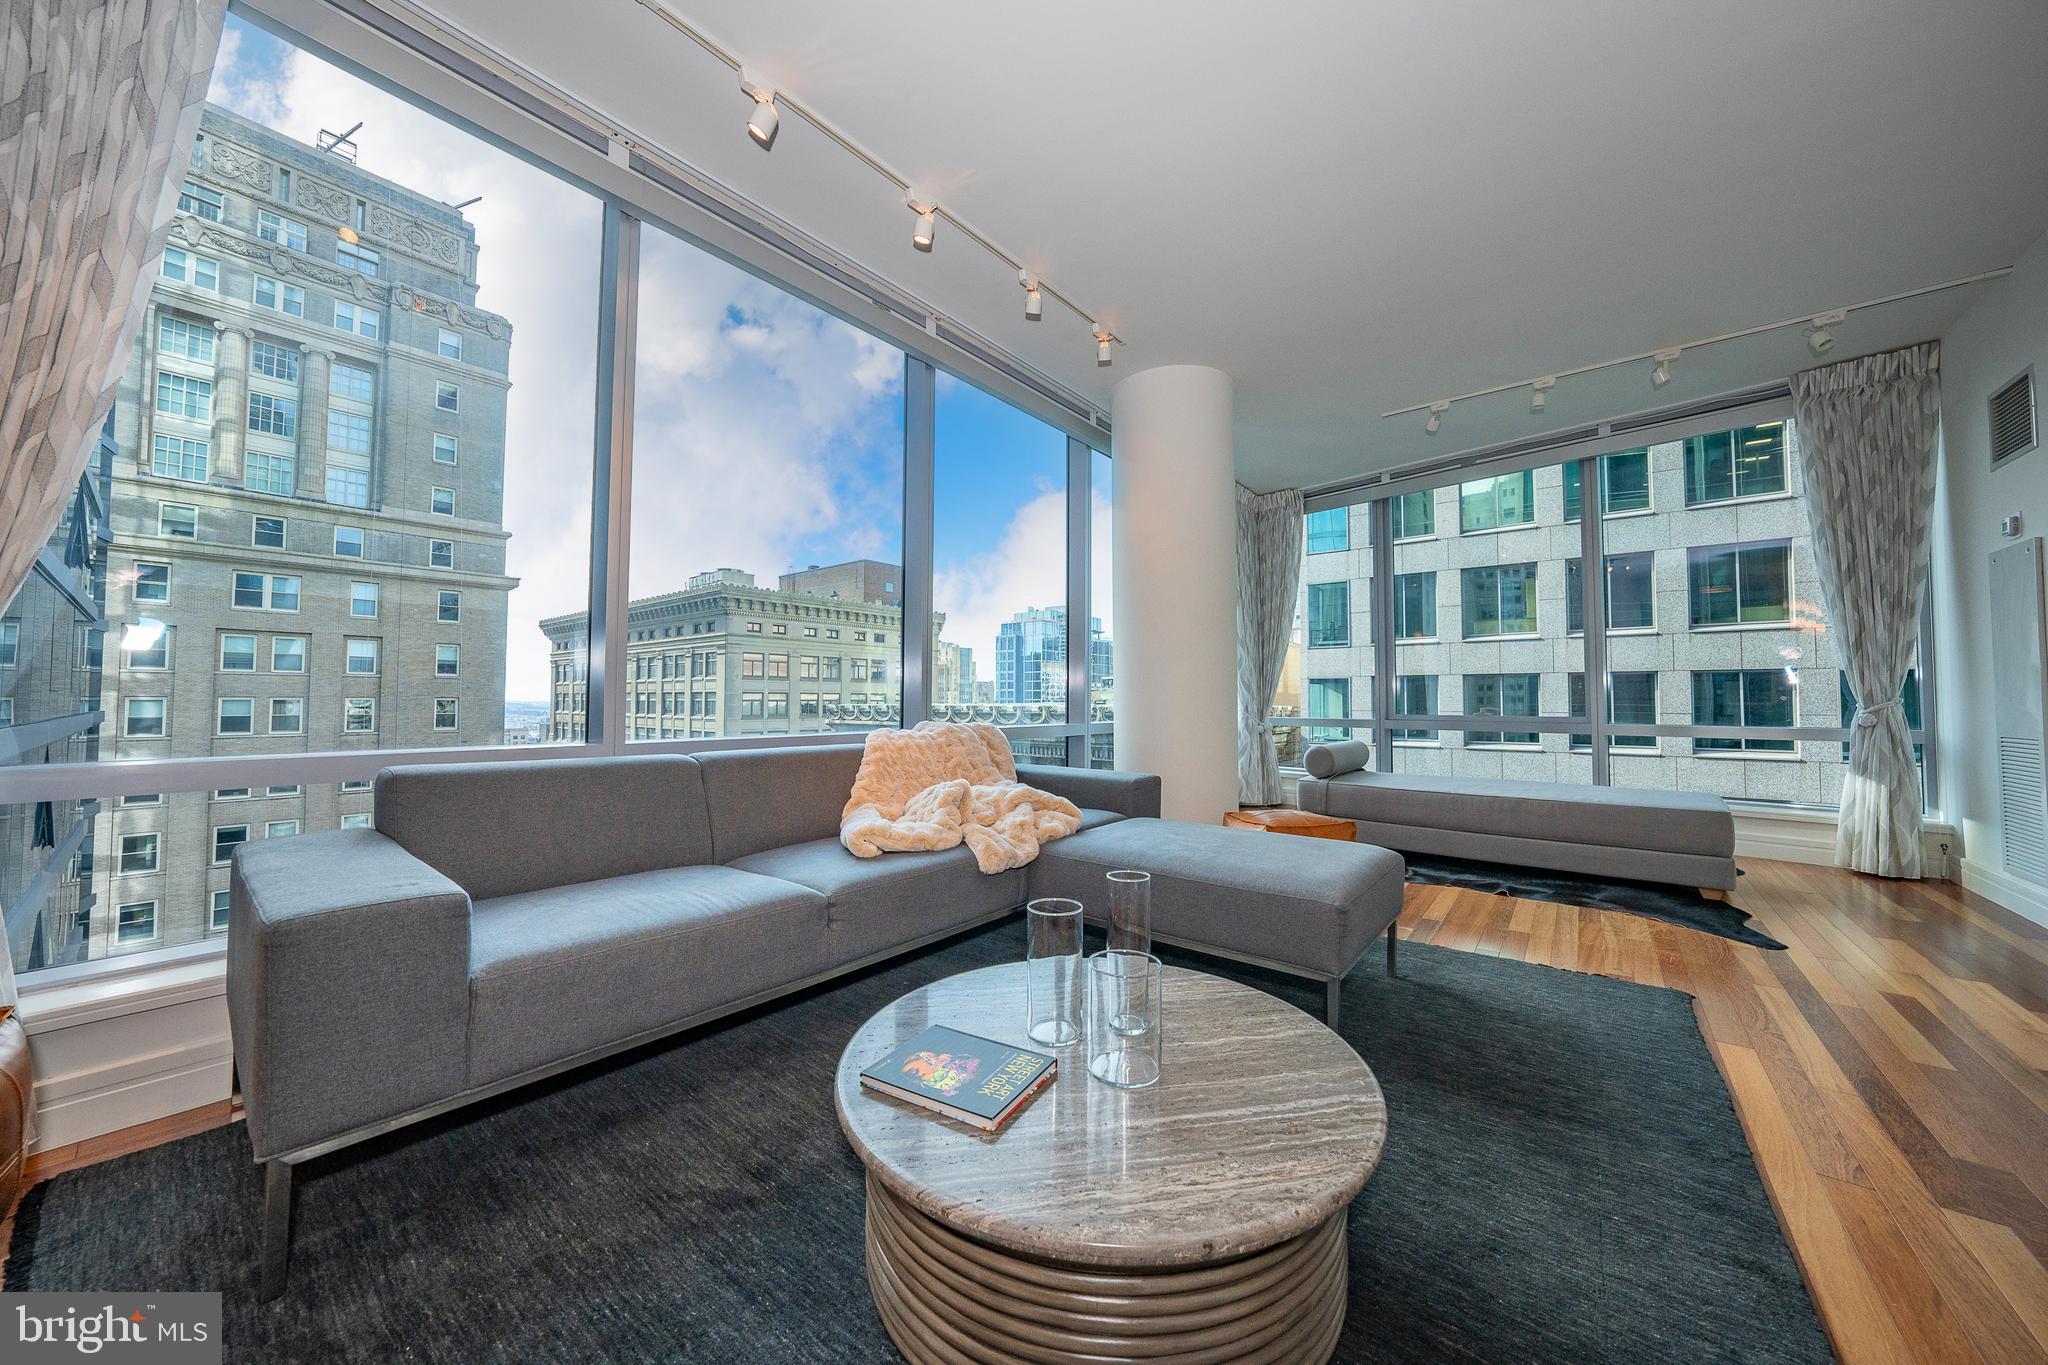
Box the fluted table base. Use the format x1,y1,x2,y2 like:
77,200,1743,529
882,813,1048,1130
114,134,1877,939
863,1174,1347,1364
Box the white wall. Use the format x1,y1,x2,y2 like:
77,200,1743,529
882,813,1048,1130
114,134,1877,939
1933,229,2048,925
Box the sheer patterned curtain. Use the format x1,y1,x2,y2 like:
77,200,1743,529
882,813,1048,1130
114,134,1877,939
1789,342,1941,878
0,0,227,1016
1236,487,1304,805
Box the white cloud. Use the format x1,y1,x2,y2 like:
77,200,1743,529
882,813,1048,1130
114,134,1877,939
933,484,1067,673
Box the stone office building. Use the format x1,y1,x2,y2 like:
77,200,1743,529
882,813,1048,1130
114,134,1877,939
542,563,905,742
83,105,518,961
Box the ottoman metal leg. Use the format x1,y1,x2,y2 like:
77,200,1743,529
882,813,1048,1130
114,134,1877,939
259,1160,294,1301
1325,978,1342,1030
1387,923,1398,977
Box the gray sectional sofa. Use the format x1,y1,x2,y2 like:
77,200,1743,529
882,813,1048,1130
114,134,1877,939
228,744,1405,1297
1296,740,1738,892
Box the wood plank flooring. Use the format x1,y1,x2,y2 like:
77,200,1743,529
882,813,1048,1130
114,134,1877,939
1,859,2044,1362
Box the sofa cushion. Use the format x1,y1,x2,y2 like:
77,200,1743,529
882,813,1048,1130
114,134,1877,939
1312,771,1733,858
692,745,867,863
467,865,828,1086
1076,807,1127,832
728,838,1024,962
1026,818,1406,979
377,755,712,901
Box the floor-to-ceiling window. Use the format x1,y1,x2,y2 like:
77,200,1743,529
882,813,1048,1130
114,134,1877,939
1272,503,1369,768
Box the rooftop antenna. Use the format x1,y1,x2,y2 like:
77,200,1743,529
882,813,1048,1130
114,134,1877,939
452,196,482,210
315,121,363,162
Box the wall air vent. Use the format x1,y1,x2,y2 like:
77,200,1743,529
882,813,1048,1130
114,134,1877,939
1991,539,2048,889
1991,367,2037,468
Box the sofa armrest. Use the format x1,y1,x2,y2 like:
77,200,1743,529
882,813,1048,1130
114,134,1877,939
227,829,472,1161
1015,765,1163,819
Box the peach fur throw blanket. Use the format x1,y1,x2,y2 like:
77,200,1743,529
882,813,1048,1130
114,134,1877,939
841,721,1082,873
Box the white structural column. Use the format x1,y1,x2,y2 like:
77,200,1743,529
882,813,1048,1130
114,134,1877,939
1111,365,1240,822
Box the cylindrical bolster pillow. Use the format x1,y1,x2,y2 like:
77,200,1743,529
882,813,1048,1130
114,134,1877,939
1303,740,1371,779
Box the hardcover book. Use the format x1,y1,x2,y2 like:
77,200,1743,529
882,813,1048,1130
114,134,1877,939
859,1025,1056,1133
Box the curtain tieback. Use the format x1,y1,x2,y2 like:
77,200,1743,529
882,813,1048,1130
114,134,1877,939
1853,697,1905,729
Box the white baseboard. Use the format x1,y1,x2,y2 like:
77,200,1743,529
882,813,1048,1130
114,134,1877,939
1958,856,2048,929
1731,806,1956,877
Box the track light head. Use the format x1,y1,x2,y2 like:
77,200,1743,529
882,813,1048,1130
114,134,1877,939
1094,327,1114,366
1020,271,1043,320
1530,376,1556,413
739,69,779,148
905,191,937,250
1425,400,1449,435
1806,309,1846,356
1650,348,1679,388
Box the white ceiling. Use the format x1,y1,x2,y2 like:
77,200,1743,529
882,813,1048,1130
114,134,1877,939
416,0,2048,490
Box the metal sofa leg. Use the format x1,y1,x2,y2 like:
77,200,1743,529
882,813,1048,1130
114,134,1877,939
259,1160,294,1301
1325,978,1342,1031
1387,924,1399,977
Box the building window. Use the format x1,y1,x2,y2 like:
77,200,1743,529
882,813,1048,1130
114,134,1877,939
252,515,286,549
1687,541,1791,628
1305,508,1348,554
328,410,371,454
330,362,375,403
118,833,159,875
325,467,369,508
250,340,300,382
1563,449,1651,521
133,562,170,603
346,639,378,674
159,248,219,290
429,539,454,569
1459,471,1535,533
244,452,295,497
0,622,14,667
341,814,372,830
232,571,300,611
336,242,381,276
435,381,460,412
1390,675,1439,743
256,210,307,253
254,276,305,317
247,392,297,438
765,694,790,720
211,892,232,933
741,652,764,679
350,582,379,617
435,644,460,677
1392,572,1436,640
1306,677,1350,742
740,692,765,719
1566,552,1656,633
155,371,213,421
334,526,365,558
212,826,248,865
767,655,790,679
216,698,255,735
1685,423,1788,505
1388,491,1435,541
1460,563,1538,638
433,433,458,464
332,300,378,338
1693,669,1796,753
219,633,257,671
1840,672,1924,762
271,637,306,672
158,503,198,539
437,590,461,622
1569,672,1659,749
1306,582,1349,647
343,697,376,733
124,698,165,736
178,180,225,219
117,901,158,945
269,698,304,734
158,316,215,362
431,487,455,516
438,328,462,360
150,434,210,482
264,820,300,841
124,626,169,669
1464,673,1541,746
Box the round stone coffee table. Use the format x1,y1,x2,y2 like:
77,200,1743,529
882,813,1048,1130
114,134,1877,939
834,962,1387,1364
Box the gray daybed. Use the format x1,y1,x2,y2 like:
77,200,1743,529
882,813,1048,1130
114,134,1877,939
1296,739,1737,893
228,744,1404,1297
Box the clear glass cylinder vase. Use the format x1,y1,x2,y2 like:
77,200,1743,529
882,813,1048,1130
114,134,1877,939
1087,950,1163,1088
1025,898,1084,1047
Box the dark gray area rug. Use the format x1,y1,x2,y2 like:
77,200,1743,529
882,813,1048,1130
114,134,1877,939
1405,854,1785,949
6,923,1828,1363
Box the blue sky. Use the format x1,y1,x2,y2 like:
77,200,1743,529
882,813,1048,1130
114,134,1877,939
208,14,1099,697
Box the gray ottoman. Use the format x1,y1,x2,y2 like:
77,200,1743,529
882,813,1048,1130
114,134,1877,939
1025,818,1407,1029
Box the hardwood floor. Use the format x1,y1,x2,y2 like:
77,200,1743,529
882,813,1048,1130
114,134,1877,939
1,859,2044,1362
